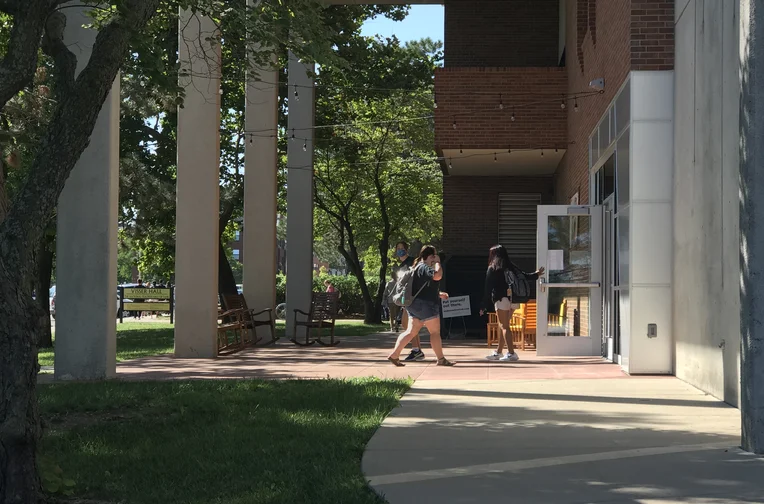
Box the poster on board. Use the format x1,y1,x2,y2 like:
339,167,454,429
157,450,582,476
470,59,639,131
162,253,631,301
441,295,471,319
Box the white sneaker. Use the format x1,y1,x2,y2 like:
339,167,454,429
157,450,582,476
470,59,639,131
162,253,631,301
500,353,520,362
486,351,501,361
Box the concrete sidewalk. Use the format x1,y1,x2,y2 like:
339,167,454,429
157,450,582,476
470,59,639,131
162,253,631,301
363,378,764,504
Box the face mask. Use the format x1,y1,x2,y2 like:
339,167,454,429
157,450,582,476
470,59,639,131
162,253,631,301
396,249,407,258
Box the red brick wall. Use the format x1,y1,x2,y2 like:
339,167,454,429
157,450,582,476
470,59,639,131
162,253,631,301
444,0,560,68
631,0,675,70
555,0,631,204
434,67,567,151
443,176,555,256
556,0,674,204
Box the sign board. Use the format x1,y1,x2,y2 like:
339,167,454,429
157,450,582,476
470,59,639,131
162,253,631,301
119,286,174,324
123,288,171,299
441,295,471,319
123,302,171,312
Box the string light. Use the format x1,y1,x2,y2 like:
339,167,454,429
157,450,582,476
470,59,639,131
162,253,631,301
494,153,497,163
574,98,579,112
452,119,457,130
294,84,299,101
448,159,453,170
555,147,558,153
560,95,566,109
303,141,307,152
511,109,516,122
434,94,438,109
291,129,295,140
541,150,544,157
499,93,504,110
508,145,511,154
459,145,463,154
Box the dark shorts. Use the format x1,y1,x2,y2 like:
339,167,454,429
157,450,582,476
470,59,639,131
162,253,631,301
406,298,440,322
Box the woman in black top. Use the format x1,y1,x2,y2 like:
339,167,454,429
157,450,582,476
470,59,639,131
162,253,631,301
481,245,544,362
387,245,455,367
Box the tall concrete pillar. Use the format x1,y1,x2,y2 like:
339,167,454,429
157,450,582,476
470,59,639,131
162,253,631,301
243,50,278,342
285,53,315,338
55,7,118,380
174,10,221,358
740,0,764,454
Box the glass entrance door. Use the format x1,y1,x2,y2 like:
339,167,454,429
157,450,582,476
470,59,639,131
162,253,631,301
536,205,603,356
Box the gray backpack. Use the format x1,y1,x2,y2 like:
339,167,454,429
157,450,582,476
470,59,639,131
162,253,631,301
391,266,428,307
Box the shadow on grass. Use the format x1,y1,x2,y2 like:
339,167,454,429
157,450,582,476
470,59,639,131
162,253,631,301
39,378,410,504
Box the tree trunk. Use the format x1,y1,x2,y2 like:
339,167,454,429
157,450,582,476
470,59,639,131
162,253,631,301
35,236,53,348
0,275,41,504
217,200,238,298
0,3,160,501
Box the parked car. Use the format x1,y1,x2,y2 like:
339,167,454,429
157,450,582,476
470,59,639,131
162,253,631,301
49,285,56,319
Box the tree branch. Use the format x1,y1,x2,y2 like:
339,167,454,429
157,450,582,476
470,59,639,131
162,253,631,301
0,0,52,110
41,11,76,95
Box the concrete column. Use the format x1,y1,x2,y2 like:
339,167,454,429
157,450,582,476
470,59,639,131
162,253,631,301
55,7,118,380
174,10,221,358
243,49,279,342
285,53,315,338
740,0,764,455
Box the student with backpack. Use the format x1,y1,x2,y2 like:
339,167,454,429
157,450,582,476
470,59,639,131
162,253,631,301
387,245,455,367
481,244,545,362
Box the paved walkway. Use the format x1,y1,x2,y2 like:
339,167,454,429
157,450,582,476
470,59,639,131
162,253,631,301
362,378,761,504
113,333,627,381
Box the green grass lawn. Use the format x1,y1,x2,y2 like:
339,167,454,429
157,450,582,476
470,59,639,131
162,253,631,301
38,378,409,503
39,320,388,368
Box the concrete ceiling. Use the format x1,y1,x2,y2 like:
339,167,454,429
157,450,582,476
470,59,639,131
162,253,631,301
441,149,566,177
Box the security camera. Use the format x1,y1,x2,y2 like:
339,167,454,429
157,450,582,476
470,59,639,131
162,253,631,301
589,78,605,91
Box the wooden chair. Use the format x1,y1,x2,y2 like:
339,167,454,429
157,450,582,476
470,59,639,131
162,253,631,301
291,291,340,347
221,293,276,346
487,313,500,347
511,301,538,350
548,299,568,336
217,309,245,355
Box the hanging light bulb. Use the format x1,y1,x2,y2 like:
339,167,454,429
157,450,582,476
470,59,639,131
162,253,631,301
555,147,559,153
434,94,438,109
574,98,579,112
511,110,516,122
249,135,253,144
459,145,463,154
541,150,545,157
302,141,307,152
448,158,453,170
294,84,299,101
560,95,566,109
452,119,457,130
494,153,498,163
508,145,511,154
499,93,504,110
290,129,295,140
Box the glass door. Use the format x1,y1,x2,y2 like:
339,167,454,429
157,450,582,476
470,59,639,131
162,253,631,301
536,205,603,356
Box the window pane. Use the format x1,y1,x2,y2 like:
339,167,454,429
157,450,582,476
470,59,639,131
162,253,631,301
546,287,592,337
617,129,630,212
617,213,629,286
616,80,631,135
546,215,592,284
619,288,630,359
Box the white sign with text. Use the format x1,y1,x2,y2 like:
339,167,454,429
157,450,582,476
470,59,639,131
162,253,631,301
441,295,471,319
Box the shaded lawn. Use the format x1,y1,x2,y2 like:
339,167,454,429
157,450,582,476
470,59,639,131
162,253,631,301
38,322,174,368
39,320,388,368
39,378,409,504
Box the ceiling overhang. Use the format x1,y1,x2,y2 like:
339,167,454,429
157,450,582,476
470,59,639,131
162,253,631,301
441,148,566,177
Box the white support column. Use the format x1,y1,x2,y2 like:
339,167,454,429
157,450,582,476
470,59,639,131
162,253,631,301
55,7,118,380
285,53,315,339
174,10,221,358
243,49,279,342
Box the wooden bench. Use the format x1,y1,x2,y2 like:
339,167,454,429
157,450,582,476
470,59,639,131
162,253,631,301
217,309,245,355
221,293,277,346
291,291,340,347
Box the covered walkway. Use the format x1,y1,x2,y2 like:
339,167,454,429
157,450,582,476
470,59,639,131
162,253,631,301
88,334,627,382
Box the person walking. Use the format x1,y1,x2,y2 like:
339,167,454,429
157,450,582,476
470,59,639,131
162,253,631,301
383,275,400,332
393,241,426,361
387,245,455,367
481,244,544,362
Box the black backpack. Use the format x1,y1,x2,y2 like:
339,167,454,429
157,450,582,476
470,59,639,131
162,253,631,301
505,268,532,304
